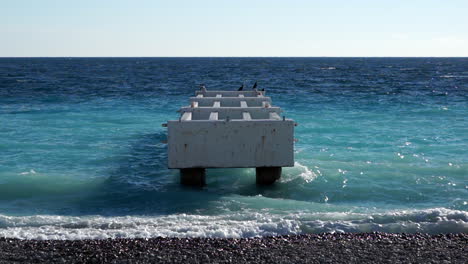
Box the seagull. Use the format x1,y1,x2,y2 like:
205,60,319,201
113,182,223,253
238,83,244,91
252,81,258,89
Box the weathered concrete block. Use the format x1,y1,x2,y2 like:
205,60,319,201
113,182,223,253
256,167,282,185
168,120,294,168
180,168,206,186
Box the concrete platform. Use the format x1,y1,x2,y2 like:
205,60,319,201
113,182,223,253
166,89,295,185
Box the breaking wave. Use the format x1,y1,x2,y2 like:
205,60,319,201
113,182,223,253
1,208,466,240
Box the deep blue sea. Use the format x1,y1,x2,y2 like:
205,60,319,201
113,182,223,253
0,58,467,239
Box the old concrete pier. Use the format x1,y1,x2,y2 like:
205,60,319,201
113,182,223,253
166,88,295,186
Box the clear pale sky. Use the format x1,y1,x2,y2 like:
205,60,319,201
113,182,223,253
1,0,467,57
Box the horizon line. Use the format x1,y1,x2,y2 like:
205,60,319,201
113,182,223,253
1,56,468,59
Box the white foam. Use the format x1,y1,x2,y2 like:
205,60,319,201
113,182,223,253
19,169,36,175
281,162,317,183
440,75,468,78
0,213,301,240
299,208,468,234
0,208,466,240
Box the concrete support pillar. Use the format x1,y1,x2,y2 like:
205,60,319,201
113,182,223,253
256,167,281,185
180,168,206,186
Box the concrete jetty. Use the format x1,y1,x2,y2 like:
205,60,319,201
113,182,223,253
166,88,295,186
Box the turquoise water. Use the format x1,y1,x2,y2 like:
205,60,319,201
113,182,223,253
0,58,467,239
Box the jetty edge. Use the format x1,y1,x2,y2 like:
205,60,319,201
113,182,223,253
164,88,295,186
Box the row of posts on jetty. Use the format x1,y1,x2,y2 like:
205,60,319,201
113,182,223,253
199,81,265,93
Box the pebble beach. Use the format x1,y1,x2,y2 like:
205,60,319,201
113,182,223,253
1,233,467,263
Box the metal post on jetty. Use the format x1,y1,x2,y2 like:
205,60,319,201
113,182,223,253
164,88,295,186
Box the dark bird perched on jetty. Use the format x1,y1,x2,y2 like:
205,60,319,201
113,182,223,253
199,84,207,92
252,81,258,89
238,83,244,91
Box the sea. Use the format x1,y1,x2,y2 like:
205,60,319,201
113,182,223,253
0,57,467,240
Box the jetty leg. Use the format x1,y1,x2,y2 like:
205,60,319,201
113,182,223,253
256,167,281,185
180,168,206,186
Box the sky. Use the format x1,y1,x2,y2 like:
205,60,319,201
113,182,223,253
1,0,467,57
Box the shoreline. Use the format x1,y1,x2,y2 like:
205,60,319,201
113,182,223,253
1,233,466,263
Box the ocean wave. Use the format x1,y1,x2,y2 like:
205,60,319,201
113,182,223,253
0,208,466,240
280,162,317,183
439,75,468,78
